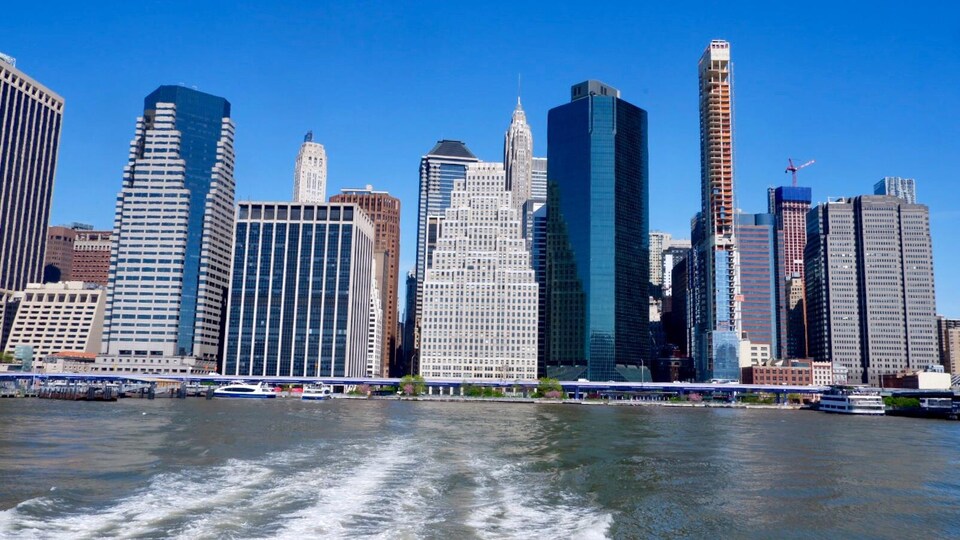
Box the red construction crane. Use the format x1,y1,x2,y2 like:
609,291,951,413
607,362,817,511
785,158,815,187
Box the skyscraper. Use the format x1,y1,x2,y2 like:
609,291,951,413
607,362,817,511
223,202,374,377
768,186,812,358
331,186,401,377
649,231,672,293
735,213,778,355
531,157,548,201
293,131,327,203
504,97,533,212
0,56,64,293
101,86,235,372
545,80,650,382
874,176,916,204
412,140,479,371
693,40,741,381
419,162,538,380
805,196,938,385
43,226,77,283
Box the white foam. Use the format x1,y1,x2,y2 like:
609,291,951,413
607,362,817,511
465,455,613,539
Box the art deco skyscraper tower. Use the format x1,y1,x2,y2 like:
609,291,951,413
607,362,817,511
293,131,327,203
504,97,533,212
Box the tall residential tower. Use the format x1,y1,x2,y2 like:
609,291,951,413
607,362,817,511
692,40,741,381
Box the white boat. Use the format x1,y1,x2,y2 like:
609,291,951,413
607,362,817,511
302,384,333,401
213,382,277,399
818,386,885,415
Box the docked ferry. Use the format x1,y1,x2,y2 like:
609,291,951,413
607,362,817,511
301,384,333,401
818,386,885,415
213,382,277,399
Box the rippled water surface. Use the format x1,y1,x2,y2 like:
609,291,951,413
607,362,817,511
1,398,958,539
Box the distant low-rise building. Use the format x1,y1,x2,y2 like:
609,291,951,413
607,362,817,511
742,361,813,386
39,351,97,373
881,368,951,390
812,361,833,386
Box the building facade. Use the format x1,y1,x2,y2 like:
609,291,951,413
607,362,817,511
531,157,548,201
504,98,533,213
101,86,235,369
735,213,778,354
937,317,959,375
330,186,401,376
71,229,112,286
545,80,650,381
4,282,105,357
692,40,741,381
769,186,812,359
805,196,939,385
0,56,64,293
223,202,374,378
874,176,916,204
43,225,77,282
366,264,383,378
419,163,538,381
413,140,479,371
293,131,327,203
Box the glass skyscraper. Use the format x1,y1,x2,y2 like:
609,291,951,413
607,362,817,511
223,202,374,377
101,86,234,370
545,80,650,382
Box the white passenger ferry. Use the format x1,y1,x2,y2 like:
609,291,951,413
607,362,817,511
213,382,277,399
818,386,885,415
302,384,333,401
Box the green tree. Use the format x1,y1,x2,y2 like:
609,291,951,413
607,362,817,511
399,375,426,396
0,351,15,364
534,378,563,399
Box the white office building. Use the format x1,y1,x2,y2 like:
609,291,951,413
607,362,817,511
367,261,383,378
4,282,105,357
293,131,328,203
419,162,539,381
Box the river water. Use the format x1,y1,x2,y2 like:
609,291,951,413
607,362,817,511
0,398,957,539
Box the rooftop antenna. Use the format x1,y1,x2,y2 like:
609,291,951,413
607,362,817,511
304,130,313,143
517,73,522,106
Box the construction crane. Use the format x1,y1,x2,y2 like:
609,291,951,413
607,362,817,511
785,158,815,187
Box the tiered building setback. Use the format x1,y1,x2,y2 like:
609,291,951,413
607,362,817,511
101,86,235,372
419,162,538,381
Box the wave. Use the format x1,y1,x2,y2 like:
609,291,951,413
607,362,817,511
0,436,613,539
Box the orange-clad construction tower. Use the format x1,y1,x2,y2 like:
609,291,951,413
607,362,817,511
692,40,742,380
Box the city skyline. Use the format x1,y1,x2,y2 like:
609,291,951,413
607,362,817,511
5,2,959,315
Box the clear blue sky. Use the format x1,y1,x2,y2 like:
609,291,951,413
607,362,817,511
5,1,959,315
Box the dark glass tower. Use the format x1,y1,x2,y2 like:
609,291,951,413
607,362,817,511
545,81,650,381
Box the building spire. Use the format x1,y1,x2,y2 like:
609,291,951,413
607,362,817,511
517,73,522,109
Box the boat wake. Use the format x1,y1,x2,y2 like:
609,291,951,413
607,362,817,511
0,436,612,539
